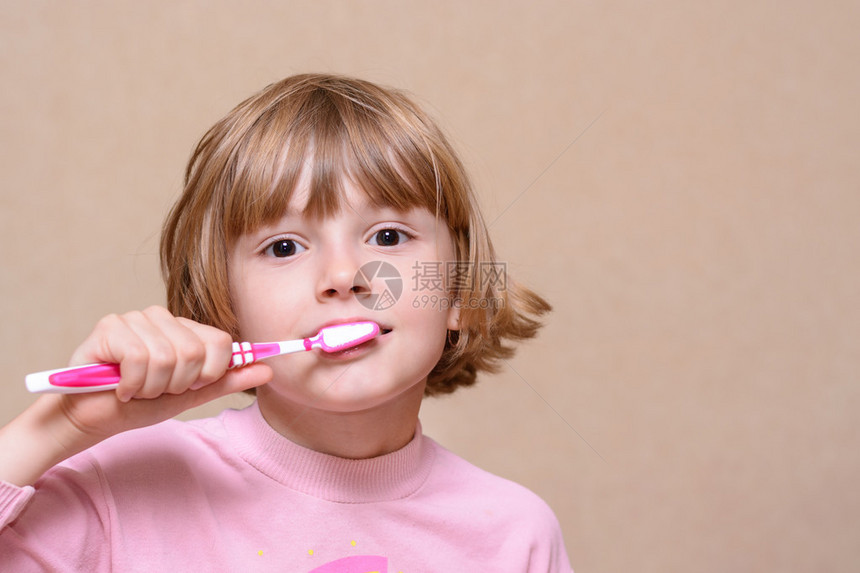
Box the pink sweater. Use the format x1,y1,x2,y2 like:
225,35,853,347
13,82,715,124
0,402,572,571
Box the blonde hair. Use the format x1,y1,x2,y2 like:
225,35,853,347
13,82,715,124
160,73,550,395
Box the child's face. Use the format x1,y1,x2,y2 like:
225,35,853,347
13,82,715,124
228,179,459,413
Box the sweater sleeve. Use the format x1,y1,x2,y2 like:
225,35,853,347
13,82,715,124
529,499,574,572
499,481,573,572
0,481,35,528
0,453,113,571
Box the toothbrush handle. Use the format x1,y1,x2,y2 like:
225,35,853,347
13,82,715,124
26,363,122,394
26,339,306,394
24,344,249,394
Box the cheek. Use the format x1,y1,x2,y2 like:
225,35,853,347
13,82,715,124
398,295,454,337
230,272,295,341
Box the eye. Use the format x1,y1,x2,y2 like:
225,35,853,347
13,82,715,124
369,228,411,247
264,238,306,258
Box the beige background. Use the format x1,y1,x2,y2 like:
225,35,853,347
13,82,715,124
2,1,858,571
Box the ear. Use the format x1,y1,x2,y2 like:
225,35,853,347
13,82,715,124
446,302,460,331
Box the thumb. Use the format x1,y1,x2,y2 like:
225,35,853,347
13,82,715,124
189,363,273,408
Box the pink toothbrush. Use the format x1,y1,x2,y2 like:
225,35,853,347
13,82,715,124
25,321,380,394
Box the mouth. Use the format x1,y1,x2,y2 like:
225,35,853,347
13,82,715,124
321,329,390,360
304,319,392,360
304,319,392,340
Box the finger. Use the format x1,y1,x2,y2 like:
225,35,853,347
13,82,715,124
70,313,153,403
187,363,273,408
175,318,234,390
118,310,180,400
142,308,210,395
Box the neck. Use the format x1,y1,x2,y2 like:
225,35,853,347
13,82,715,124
255,381,425,459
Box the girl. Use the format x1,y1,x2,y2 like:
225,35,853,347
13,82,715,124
0,74,572,571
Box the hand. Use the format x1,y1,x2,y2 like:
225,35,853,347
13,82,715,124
56,305,272,439
0,306,272,486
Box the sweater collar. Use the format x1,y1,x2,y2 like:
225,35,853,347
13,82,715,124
224,401,435,503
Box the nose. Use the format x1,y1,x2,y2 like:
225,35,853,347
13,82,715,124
316,244,369,301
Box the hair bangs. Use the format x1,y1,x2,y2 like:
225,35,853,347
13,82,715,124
220,142,289,244
222,80,462,244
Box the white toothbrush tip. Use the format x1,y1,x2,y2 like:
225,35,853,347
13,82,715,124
318,321,380,352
